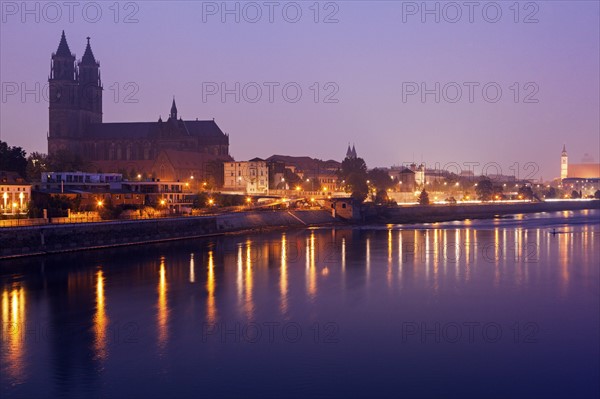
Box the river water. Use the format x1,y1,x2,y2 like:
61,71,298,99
1,210,599,398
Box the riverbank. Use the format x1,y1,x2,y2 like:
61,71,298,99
0,210,339,259
366,200,600,224
1,200,598,260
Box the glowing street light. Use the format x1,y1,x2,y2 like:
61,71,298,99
97,200,104,208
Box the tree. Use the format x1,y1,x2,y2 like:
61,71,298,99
492,184,504,200
283,168,301,188
571,190,581,199
367,168,395,192
349,175,369,202
374,189,391,205
545,186,557,199
26,152,49,182
338,156,369,202
0,140,27,177
418,189,430,205
518,185,534,200
475,179,494,201
47,149,91,172
340,156,367,179
594,190,600,199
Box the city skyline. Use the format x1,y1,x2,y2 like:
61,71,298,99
1,1,599,180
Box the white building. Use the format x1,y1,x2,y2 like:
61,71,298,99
0,171,31,215
410,163,426,187
41,172,123,191
561,145,568,180
223,159,269,194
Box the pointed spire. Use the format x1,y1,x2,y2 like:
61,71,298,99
346,143,352,159
80,36,97,65
562,144,567,154
56,30,73,57
170,97,178,119
351,144,357,159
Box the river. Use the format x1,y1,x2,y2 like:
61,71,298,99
1,210,598,398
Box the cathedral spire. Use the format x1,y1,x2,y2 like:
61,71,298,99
346,143,352,159
170,97,178,119
562,144,567,154
80,36,97,65
56,30,73,57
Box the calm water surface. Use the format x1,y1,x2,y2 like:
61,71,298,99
1,210,599,398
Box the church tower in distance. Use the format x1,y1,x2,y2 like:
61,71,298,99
561,144,568,179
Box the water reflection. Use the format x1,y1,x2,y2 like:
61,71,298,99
280,233,288,315
206,250,216,323
244,240,254,319
157,257,168,352
306,232,317,300
93,269,108,361
1,285,26,382
189,253,195,283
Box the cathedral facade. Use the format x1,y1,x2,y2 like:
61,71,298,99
48,31,232,181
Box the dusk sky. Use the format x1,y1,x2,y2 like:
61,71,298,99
1,1,598,180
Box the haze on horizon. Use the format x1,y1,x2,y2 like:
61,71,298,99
1,1,598,181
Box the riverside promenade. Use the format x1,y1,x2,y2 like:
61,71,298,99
0,210,338,259
1,200,598,259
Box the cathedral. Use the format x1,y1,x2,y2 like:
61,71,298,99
47,31,232,182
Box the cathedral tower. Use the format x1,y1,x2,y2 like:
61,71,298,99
78,37,103,130
48,30,80,155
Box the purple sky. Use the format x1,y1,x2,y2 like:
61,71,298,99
1,1,598,181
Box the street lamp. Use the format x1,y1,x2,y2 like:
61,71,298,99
97,200,104,208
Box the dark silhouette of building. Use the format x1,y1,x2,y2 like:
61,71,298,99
47,31,231,180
